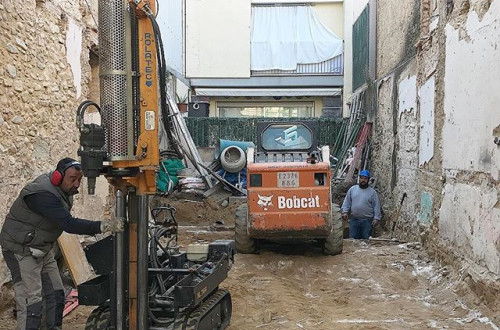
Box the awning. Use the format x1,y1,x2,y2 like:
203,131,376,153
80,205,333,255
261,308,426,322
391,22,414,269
195,88,342,97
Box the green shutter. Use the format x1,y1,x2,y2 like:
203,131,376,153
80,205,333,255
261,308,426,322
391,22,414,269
353,5,369,91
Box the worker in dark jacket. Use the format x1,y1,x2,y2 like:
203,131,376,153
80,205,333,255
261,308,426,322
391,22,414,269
0,158,124,330
341,170,381,239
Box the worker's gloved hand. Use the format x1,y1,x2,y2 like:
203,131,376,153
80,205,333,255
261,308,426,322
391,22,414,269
100,216,126,233
372,219,379,227
342,213,349,222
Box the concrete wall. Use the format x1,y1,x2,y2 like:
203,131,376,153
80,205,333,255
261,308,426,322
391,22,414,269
370,0,499,310
185,0,251,78
0,0,106,306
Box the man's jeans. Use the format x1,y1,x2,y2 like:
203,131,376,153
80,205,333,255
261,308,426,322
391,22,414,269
349,218,372,239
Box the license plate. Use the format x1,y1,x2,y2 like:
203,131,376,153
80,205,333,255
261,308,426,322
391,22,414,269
277,172,299,187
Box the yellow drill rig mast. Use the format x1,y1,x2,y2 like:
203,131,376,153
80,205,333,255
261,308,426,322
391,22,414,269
76,1,234,329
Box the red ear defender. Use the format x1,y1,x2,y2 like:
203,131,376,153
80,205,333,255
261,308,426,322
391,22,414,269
51,159,81,186
50,170,64,186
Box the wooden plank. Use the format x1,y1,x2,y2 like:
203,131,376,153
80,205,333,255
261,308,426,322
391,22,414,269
345,122,372,182
368,237,407,243
203,181,223,198
57,232,93,286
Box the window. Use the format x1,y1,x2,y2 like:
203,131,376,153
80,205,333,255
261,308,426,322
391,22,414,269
218,102,313,118
261,123,313,151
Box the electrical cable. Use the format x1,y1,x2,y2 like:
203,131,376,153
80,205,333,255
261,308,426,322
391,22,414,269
83,0,98,29
148,206,180,303
146,11,183,158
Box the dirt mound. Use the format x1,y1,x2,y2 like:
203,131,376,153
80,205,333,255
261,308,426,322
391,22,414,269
152,191,245,227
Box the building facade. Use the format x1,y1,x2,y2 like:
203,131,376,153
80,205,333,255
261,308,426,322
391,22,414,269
158,0,345,119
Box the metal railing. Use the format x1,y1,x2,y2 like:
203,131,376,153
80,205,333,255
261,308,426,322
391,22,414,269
321,106,342,117
251,54,343,76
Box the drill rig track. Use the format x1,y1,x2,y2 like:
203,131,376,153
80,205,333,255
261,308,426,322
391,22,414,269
169,289,232,330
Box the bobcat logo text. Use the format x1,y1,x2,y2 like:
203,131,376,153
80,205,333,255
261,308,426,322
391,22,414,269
257,194,321,210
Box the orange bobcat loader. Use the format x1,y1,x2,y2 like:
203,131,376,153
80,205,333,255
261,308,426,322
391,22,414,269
235,121,343,254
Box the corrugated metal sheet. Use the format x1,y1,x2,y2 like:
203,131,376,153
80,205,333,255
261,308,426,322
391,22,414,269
353,5,369,91
185,117,345,148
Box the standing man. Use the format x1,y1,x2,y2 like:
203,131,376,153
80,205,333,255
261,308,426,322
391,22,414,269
0,158,124,330
341,170,381,239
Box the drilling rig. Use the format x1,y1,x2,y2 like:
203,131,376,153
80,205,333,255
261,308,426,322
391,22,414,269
75,1,234,329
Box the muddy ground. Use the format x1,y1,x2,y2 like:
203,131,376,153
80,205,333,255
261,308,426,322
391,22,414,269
1,193,499,329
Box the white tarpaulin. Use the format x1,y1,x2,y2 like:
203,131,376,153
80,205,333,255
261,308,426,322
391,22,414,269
251,5,343,70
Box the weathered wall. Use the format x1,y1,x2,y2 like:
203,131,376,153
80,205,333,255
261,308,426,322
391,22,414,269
372,0,500,311
438,0,500,275
395,65,420,237
371,0,421,231
376,0,420,78
371,76,396,208
0,0,105,308
416,0,500,310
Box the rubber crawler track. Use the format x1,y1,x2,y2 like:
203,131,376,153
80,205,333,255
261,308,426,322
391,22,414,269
185,289,231,330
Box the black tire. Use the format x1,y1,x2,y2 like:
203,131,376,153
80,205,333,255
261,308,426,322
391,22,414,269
323,203,343,255
235,204,255,253
85,306,111,330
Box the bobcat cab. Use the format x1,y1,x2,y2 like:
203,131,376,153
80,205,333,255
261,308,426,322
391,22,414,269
235,121,343,254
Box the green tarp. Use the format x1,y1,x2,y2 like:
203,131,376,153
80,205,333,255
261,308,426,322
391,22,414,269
157,158,185,192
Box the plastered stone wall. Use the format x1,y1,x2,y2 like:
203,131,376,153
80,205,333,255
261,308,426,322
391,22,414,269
436,0,500,275
371,0,421,234
0,0,105,306
372,0,499,310
414,2,500,311
370,76,395,208
371,63,421,238
394,64,420,240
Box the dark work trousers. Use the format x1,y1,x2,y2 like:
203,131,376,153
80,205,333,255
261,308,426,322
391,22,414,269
349,218,373,239
2,249,65,330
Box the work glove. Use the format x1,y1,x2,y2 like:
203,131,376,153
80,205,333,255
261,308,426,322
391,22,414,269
29,248,47,258
100,216,126,233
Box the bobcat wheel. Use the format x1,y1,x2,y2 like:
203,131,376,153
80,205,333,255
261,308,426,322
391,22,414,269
85,305,111,330
235,203,255,253
324,203,343,255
